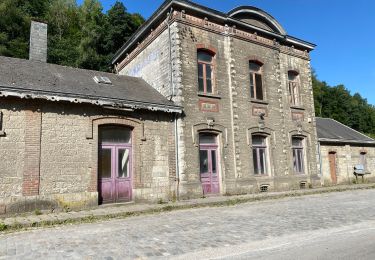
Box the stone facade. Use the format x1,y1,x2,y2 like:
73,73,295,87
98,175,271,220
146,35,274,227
320,143,375,185
0,98,176,215
117,6,320,199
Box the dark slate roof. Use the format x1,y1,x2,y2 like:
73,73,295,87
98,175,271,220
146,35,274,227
0,56,181,113
316,117,375,144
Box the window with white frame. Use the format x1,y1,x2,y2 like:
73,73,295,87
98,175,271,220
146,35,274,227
292,137,304,174
197,50,215,94
252,135,268,175
249,61,264,100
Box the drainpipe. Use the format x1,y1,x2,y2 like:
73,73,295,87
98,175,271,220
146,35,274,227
174,113,180,200
167,7,180,199
167,8,175,98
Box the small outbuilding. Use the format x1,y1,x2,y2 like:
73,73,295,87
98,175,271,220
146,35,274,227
317,117,375,185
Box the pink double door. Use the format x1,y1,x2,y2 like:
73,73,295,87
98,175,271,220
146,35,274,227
199,134,220,195
99,144,132,204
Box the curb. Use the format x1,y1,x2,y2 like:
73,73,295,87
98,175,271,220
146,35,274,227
1,184,375,233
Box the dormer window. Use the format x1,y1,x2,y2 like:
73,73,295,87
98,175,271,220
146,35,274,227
249,61,263,100
94,76,112,85
197,50,215,94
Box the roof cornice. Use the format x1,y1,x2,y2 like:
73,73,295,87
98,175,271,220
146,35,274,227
0,86,182,114
111,0,315,65
318,138,375,145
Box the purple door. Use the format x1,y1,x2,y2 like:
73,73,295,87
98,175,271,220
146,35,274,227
98,126,132,204
199,134,220,194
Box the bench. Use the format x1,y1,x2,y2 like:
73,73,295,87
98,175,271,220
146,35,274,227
353,164,371,183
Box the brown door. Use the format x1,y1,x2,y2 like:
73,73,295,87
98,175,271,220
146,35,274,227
329,152,337,184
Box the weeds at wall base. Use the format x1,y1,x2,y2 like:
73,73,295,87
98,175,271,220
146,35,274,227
1,184,375,234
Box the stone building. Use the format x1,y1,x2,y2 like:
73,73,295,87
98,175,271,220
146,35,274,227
112,0,320,198
317,117,375,185
0,21,182,215
0,0,323,215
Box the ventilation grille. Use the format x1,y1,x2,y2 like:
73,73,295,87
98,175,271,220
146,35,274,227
300,182,307,189
260,185,269,192
93,76,112,85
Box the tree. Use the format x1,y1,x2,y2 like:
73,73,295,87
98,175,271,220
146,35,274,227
103,1,145,60
312,71,375,137
47,0,81,67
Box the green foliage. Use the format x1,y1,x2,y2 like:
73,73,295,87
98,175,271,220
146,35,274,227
0,0,144,71
0,222,7,231
313,72,375,137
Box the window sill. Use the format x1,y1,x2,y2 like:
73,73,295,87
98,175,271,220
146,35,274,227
250,99,268,105
290,106,305,111
254,174,271,178
198,93,221,99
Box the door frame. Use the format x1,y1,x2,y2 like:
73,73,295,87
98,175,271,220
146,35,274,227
98,142,133,204
328,152,337,184
198,133,221,195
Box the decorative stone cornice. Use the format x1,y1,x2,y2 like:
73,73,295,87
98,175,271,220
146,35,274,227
116,10,310,71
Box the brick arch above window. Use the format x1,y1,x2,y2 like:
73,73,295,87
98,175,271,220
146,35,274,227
192,122,228,147
288,129,311,146
86,116,144,141
247,56,264,66
247,126,274,146
196,44,217,55
287,68,300,75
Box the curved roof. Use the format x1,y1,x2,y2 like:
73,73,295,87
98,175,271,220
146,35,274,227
228,6,286,35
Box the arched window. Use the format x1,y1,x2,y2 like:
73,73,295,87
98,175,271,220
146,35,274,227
292,136,304,174
252,135,268,175
288,71,300,105
249,61,263,100
197,50,215,94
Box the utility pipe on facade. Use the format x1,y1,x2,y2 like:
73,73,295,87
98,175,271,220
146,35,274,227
167,7,180,200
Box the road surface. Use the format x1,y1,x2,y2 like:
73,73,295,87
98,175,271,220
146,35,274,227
1,189,375,259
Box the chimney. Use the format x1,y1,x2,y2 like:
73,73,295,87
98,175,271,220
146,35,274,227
29,21,48,62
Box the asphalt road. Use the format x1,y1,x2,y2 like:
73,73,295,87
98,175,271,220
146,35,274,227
1,189,375,259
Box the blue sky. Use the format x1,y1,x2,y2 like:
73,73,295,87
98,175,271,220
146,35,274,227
79,0,375,104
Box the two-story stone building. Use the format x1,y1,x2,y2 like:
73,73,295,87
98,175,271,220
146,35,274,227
0,0,323,215
112,0,320,198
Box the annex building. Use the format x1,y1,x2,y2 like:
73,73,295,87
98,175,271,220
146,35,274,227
1,0,372,215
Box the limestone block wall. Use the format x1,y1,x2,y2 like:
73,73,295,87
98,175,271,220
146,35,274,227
0,99,26,199
118,15,321,198
0,98,176,215
177,23,236,198
320,143,375,185
119,26,174,98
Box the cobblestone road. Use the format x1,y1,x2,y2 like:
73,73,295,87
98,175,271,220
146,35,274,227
1,189,375,259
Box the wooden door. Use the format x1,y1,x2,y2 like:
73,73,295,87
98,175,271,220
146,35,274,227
199,133,220,195
98,126,132,204
99,144,132,204
329,152,337,184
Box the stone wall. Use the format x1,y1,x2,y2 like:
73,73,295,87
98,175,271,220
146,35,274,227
320,143,375,185
0,98,175,215
118,13,321,198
